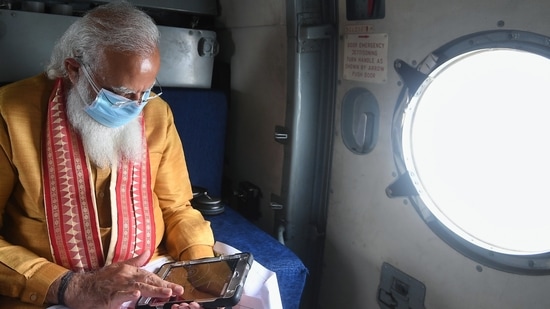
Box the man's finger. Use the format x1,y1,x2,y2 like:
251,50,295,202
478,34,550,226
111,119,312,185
134,269,185,296
110,289,142,309
171,301,202,309
136,283,176,300
122,252,151,267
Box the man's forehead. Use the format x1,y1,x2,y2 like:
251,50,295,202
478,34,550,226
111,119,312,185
96,49,160,92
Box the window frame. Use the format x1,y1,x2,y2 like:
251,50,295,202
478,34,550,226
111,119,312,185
388,29,550,275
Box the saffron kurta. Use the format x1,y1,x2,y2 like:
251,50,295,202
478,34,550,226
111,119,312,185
0,74,215,308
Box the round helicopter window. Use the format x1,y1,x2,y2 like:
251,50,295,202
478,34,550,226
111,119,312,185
402,48,550,256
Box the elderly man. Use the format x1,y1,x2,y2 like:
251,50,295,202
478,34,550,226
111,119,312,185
0,1,214,308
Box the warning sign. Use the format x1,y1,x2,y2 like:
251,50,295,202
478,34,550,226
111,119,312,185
343,33,388,84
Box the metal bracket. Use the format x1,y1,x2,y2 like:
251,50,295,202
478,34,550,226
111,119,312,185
300,23,334,40
385,172,418,198
394,59,428,96
274,125,289,144
378,262,426,309
270,193,285,210
297,12,334,53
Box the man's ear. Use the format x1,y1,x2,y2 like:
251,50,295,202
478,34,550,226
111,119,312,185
64,58,80,84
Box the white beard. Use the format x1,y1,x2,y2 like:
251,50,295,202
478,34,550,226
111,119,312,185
66,76,144,169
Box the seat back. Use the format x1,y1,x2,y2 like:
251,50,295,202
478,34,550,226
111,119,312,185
161,88,228,197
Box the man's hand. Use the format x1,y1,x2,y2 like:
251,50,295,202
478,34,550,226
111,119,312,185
62,253,185,309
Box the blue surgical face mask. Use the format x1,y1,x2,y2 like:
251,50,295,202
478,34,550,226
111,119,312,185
78,63,162,128
84,88,147,128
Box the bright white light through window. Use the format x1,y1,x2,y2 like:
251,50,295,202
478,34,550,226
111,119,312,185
402,48,550,255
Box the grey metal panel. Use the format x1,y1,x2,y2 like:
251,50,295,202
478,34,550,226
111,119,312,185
156,26,216,88
280,0,338,308
0,10,78,83
0,9,215,87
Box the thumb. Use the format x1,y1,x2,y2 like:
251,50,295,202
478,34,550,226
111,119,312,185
123,252,152,268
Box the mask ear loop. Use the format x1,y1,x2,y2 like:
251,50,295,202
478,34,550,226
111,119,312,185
144,79,163,103
135,79,163,105
79,63,102,95
79,63,134,107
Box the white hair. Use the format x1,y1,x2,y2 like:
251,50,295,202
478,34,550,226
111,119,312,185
46,1,160,78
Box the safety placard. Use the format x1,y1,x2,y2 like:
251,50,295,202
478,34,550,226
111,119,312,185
343,33,388,84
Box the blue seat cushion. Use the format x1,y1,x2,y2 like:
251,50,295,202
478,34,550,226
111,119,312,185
208,207,308,309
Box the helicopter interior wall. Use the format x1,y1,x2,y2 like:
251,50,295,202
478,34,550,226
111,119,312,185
215,1,287,234
320,0,550,308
